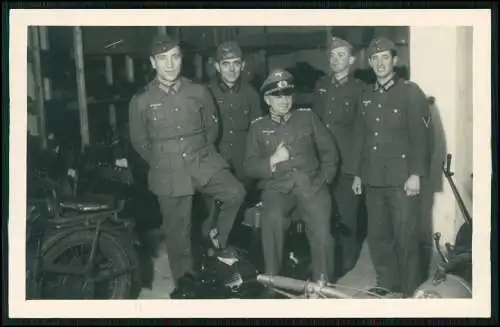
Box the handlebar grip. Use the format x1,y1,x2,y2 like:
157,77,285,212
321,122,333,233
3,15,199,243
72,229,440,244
446,153,452,172
257,274,307,292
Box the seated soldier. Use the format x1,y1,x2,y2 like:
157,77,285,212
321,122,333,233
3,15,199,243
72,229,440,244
243,69,340,285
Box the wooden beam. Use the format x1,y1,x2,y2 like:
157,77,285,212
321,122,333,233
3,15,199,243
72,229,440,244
105,55,117,131
125,55,135,82
30,26,48,149
73,26,90,150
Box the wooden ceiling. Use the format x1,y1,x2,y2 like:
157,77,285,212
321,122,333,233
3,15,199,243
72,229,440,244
45,26,409,58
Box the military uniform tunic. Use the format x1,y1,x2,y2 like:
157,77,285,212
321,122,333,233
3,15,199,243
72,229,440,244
207,79,263,184
128,77,246,284
129,77,230,197
347,75,431,297
244,108,339,281
312,73,366,277
312,74,366,172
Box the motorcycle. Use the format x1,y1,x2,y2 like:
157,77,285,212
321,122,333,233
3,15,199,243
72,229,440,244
256,273,403,299
412,153,473,299
26,133,149,299
26,173,141,299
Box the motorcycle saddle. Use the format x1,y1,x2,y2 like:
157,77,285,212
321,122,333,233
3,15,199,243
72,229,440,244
59,194,117,212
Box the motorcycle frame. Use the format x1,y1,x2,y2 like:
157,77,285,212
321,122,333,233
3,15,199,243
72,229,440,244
28,186,141,299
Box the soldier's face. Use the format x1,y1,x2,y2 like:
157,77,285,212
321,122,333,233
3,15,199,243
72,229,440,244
215,58,245,84
368,50,398,79
265,93,293,115
329,47,355,74
150,46,182,82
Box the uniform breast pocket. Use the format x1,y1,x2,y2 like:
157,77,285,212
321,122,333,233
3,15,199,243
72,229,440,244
385,108,404,128
293,130,313,148
336,98,356,124
260,133,278,152
184,100,204,128
145,107,165,126
233,107,251,129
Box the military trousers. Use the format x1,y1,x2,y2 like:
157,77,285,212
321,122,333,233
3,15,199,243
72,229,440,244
157,169,246,285
365,186,421,297
331,173,362,276
219,138,252,186
260,185,335,282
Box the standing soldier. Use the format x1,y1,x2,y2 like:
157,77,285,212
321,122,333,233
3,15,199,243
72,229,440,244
312,36,366,278
203,41,264,235
348,37,431,298
128,34,246,290
244,69,339,287
208,41,264,185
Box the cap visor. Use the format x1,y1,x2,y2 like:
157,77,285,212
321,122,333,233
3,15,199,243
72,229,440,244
267,88,295,96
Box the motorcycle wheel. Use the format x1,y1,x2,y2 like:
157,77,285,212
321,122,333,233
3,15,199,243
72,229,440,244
413,274,472,299
38,230,134,299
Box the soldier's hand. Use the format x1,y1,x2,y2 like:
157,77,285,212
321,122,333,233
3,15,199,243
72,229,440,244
404,174,420,196
272,141,290,164
352,176,363,195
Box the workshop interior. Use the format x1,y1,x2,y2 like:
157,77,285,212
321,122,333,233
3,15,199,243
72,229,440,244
25,25,473,300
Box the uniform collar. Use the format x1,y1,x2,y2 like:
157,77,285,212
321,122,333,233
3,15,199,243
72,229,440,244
217,77,241,93
331,72,349,86
374,73,398,93
155,77,182,95
270,110,292,125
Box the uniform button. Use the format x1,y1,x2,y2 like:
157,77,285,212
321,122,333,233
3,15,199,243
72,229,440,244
374,132,378,136
377,104,382,108
177,125,181,129
292,168,297,172
229,130,233,134
329,111,332,115
182,153,187,158
331,97,335,101
174,108,179,112
376,117,380,122
180,137,184,141
345,101,349,106
401,154,406,159
229,143,233,147
326,124,330,128
373,146,377,150
393,109,399,113
290,156,294,160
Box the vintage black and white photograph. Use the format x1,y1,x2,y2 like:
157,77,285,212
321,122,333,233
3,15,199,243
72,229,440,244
9,9,492,318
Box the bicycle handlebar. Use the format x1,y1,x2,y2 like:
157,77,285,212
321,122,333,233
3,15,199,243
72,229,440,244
256,274,351,299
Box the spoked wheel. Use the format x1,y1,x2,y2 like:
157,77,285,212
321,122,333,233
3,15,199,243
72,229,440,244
39,230,134,299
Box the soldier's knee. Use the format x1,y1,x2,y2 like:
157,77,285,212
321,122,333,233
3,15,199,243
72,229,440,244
261,206,287,227
221,180,246,205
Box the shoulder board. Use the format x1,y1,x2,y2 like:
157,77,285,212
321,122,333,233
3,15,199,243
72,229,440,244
404,80,417,86
297,107,312,112
250,116,264,125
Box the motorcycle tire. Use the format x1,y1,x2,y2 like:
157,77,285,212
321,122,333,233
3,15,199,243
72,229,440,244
39,229,134,299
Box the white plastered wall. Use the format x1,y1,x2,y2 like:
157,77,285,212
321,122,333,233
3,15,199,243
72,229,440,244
409,26,474,246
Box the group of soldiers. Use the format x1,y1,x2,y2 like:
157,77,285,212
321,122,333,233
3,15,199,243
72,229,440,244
128,32,431,299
